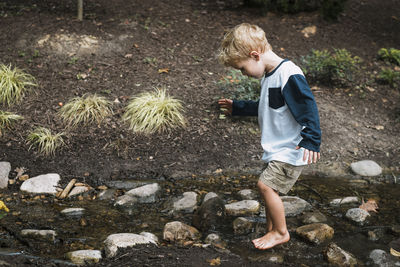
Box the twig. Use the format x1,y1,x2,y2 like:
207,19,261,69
59,179,76,199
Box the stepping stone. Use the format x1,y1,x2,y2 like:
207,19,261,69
173,192,198,213
104,233,157,258
296,223,334,244
345,208,370,224
350,160,382,176
65,250,102,265
225,200,260,216
125,183,160,203
163,221,200,243
281,196,312,217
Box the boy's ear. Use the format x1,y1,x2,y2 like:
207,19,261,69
249,51,260,60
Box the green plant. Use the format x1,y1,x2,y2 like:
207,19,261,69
218,69,260,100
68,57,79,65
143,57,157,66
122,88,186,134
378,68,400,88
58,94,112,128
0,110,23,130
378,48,400,66
301,48,361,86
27,127,65,156
0,64,37,106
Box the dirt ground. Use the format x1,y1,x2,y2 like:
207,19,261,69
0,0,399,265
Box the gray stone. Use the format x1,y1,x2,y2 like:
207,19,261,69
114,194,138,207
104,180,147,190
203,192,218,203
345,208,370,224
0,162,11,189
20,173,60,194
139,232,158,243
301,211,328,224
281,196,312,217
225,200,260,216
351,160,382,176
233,217,254,235
65,250,102,265
126,183,160,203
296,223,334,244
104,233,157,258
163,221,201,243
205,233,221,245
330,197,359,206
369,249,399,267
21,229,57,241
238,189,257,200
61,208,85,217
68,186,90,197
324,243,358,267
98,189,117,200
173,192,198,213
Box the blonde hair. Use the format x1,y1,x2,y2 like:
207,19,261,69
218,23,271,66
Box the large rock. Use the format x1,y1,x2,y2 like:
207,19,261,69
173,192,198,213
296,223,334,244
104,233,157,258
350,160,382,176
281,196,312,217
20,173,60,194
0,162,11,189
345,208,370,224
21,229,57,241
225,200,260,216
163,221,200,243
65,250,102,265
125,183,160,203
192,196,226,232
324,243,358,267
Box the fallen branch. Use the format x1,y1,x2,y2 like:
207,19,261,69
59,179,77,199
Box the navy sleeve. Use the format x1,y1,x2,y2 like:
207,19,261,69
282,75,321,152
232,100,259,116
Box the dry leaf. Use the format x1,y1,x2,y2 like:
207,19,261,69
359,199,378,213
158,68,169,74
207,257,221,266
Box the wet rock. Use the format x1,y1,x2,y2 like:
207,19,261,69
350,160,382,176
104,233,157,258
296,223,334,244
248,253,284,264
225,200,260,216
367,228,385,241
330,197,359,206
104,180,147,190
125,183,160,203
233,217,254,235
20,173,60,194
324,243,358,267
192,197,226,232
173,192,198,213
281,196,312,217
0,162,11,189
65,250,102,265
114,194,138,207
61,208,85,217
238,189,257,200
203,192,218,203
369,249,398,267
98,189,117,200
68,186,90,197
21,229,57,241
205,233,225,248
345,208,370,224
163,221,200,243
301,211,328,224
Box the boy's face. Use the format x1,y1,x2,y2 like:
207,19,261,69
233,54,265,79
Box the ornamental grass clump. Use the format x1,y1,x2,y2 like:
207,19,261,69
27,127,65,156
58,94,112,128
122,88,186,134
0,110,23,131
0,64,37,106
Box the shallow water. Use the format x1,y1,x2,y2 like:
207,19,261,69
0,174,399,265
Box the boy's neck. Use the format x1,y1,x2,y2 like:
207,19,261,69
262,50,284,74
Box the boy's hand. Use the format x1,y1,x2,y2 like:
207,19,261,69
296,146,320,164
218,98,233,115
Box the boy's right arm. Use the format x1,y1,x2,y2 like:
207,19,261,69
218,99,259,116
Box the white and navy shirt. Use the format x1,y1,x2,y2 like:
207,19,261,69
232,59,321,166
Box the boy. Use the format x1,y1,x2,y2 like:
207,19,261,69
218,23,321,250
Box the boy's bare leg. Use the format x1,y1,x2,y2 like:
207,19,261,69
252,181,289,250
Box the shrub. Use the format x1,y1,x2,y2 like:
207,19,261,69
122,88,186,134
0,64,37,106
378,48,400,66
0,110,23,131
378,68,400,88
301,48,361,86
218,69,260,100
58,94,112,128
27,127,65,156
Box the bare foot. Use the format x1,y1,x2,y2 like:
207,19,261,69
252,230,290,250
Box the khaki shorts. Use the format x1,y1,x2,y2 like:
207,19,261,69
259,161,305,194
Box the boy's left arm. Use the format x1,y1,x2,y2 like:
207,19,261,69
282,74,321,164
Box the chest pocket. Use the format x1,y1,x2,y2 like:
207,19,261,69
268,87,285,109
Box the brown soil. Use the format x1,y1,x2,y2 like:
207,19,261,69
0,0,399,266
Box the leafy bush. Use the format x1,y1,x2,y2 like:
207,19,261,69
122,88,186,134
0,64,37,106
58,94,112,128
301,48,361,86
378,48,400,66
378,68,400,88
218,69,260,100
0,110,23,131
27,127,65,156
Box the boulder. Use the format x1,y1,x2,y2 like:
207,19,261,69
350,160,382,176
163,221,200,243
192,196,226,232
0,162,11,189
21,229,57,241
324,243,358,267
65,250,102,265
20,173,60,194
281,196,312,217
225,200,260,216
173,192,198,213
345,208,370,224
125,183,160,203
296,223,334,244
104,233,157,258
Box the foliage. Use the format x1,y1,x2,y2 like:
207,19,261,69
58,94,112,128
0,110,23,130
321,0,347,21
122,88,186,134
378,68,400,88
27,127,65,156
0,64,37,106
378,48,400,66
218,69,260,100
301,48,361,86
